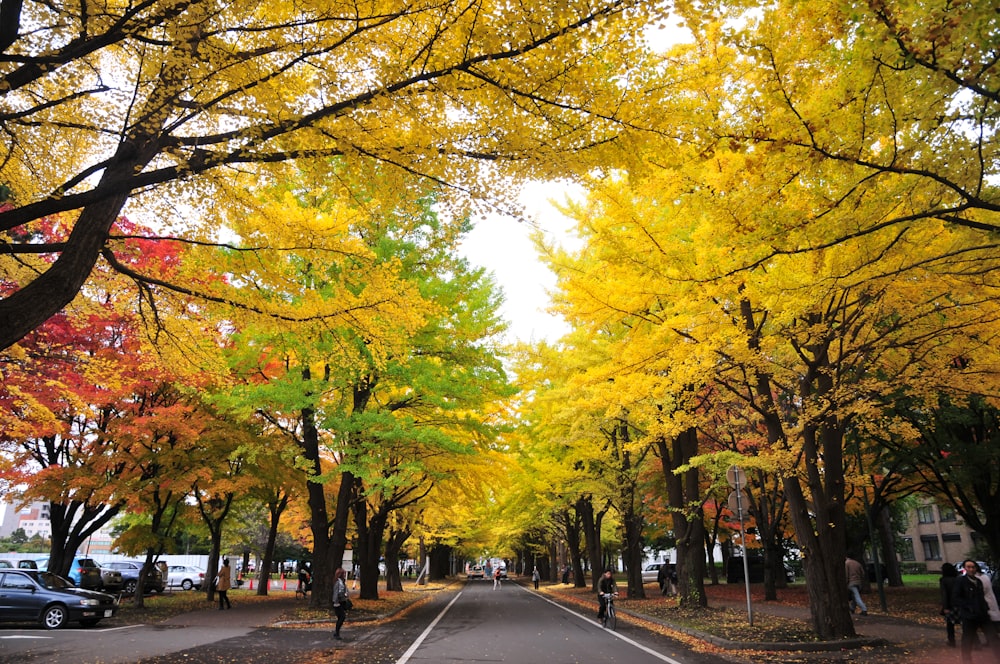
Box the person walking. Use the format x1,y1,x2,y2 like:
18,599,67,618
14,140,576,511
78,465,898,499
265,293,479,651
940,562,959,647
980,566,1000,639
532,566,540,590
493,566,503,590
952,559,1000,664
333,567,349,640
215,559,232,610
845,555,868,616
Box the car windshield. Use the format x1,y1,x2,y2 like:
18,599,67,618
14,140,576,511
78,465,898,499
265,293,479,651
37,572,75,589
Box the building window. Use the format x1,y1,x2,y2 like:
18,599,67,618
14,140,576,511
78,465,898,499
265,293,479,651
942,533,962,543
900,537,915,561
917,506,935,524
921,535,941,561
939,506,957,522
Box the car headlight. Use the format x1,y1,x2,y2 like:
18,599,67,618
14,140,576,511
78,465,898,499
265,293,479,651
79,599,100,607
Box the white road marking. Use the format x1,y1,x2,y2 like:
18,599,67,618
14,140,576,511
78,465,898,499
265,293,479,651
1,635,54,640
395,591,463,664
516,584,687,664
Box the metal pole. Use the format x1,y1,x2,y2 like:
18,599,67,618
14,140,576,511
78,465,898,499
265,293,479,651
735,473,754,626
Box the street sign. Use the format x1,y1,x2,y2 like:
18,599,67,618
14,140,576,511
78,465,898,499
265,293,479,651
728,490,745,517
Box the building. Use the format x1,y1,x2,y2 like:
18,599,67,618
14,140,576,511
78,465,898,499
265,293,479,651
0,499,115,554
0,500,51,539
897,497,982,571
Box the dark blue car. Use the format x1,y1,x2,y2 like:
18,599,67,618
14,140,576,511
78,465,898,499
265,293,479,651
0,569,119,629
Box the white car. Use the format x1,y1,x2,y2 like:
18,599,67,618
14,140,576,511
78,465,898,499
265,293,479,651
641,563,669,584
167,565,206,591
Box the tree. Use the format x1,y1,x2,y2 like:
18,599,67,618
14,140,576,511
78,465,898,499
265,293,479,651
881,394,1000,564
0,0,662,350
540,109,1000,636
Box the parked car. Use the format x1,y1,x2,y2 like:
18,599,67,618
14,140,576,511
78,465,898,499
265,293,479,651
33,557,103,591
96,562,124,594
103,560,166,595
641,562,668,584
0,558,37,570
467,565,485,579
0,569,119,629
167,564,206,591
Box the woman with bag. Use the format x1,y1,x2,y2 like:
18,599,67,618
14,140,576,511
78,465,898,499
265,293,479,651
333,567,350,640
215,559,232,610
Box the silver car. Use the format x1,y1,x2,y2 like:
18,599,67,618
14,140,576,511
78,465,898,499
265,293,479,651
167,565,206,591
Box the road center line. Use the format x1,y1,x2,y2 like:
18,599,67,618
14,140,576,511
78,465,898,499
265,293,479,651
516,584,686,664
395,590,463,664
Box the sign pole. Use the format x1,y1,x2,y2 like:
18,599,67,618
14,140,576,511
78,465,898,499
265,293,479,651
728,465,754,626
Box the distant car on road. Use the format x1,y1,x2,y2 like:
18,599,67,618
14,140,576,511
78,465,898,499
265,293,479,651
0,569,119,629
467,565,485,579
167,565,206,590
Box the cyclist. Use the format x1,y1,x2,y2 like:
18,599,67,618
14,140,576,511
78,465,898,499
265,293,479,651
597,568,617,623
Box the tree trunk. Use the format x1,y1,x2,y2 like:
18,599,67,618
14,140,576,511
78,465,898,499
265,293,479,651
577,496,603,592
384,527,410,592
622,508,645,598
876,505,903,587
705,501,723,585
429,544,451,580
353,491,389,601
657,426,707,608
784,471,855,638
257,492,288,596
562,509,586,588
739,299,857,639
47,500,121,578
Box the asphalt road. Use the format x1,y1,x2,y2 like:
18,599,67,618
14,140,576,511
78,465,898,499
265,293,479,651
0,581,727,664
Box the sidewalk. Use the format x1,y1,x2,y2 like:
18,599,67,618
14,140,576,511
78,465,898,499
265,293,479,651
158,595,297,629
704,598,958,663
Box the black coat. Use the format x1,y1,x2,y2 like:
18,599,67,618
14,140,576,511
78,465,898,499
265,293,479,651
952,573,990,622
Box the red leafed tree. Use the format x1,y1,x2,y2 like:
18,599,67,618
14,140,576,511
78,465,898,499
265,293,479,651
0,214,196,578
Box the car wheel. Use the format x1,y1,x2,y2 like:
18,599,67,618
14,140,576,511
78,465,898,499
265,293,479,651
181,579,193,590
42,605,68,629
124,579,137,594
79,619,101,627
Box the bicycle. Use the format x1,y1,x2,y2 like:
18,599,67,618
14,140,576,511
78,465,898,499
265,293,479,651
600,592,618,630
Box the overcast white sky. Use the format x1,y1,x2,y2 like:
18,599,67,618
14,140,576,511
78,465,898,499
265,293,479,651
458,181,584,344
457,21,688,345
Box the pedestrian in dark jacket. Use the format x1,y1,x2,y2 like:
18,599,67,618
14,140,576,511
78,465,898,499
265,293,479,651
333,567,349,640
940,562,959,647
952,559,1000,663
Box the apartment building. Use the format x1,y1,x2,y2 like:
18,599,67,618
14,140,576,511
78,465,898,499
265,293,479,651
897,497,982,571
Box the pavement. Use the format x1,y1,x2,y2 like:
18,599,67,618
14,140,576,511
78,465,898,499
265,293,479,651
158,598,294,629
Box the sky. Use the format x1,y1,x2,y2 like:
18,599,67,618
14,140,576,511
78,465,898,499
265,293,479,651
458,181,584,344
456,21,688,345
